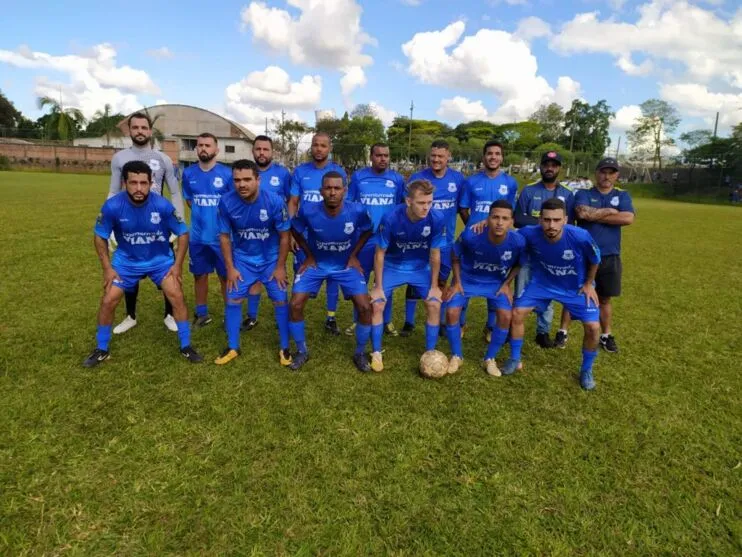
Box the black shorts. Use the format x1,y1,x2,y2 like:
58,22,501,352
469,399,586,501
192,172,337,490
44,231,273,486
595,255,622,298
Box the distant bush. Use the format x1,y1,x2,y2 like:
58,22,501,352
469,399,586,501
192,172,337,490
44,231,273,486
0,155,10,171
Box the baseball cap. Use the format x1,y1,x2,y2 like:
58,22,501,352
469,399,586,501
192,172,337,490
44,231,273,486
540,151,562,165
596,157,620,171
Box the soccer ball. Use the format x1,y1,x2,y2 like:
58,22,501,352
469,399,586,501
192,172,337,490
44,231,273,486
419,350,449,379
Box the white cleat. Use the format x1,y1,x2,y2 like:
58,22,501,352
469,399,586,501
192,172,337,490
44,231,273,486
447,356,463,374
484,358,501,377
163,314,178,332
370,351,384,372
113,315,137,335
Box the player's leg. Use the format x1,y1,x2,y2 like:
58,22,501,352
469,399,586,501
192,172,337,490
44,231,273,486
560,292,600,390
483,295,513,377
190,243,220,327
288,292,311,370
597,255,622,353
504,306,532,375
243,281,262,331
484,297,498,342
159,269,203,362
518,264,554,349
555,309,572,349
346,241,373,336
215,263,254,364
350,293,373,372
422,292,442,352
598,296,615,349
113,281,138,334
402,285,419,336
192,274,211,326
324,279,340,335
163,293,177,332
370,288,386,372
262,270,292,366
437,251,452,337
83,281,126,367
444,294,465,374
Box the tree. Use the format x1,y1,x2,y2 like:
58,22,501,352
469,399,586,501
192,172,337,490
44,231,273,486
140,108,165,148
0,90,24,132
627,99,680,170
36,96,86,142
387,117,452,162
86,104,125,145
529,103,565,144
560,99,613,156
453,120,500,143
273,118,311,166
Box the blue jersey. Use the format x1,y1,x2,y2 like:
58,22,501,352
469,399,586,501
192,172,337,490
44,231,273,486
514,182,576,227
408,167,465,246
574,187,634,256
290,161,347,206
348,167,406,233
182,163,233,245
291,201,372,271
217,188,290,267
259,162,292,201
454,228,525,286
94,192,187,271
519,224,601,292
460,171,518,225
378,204,446,272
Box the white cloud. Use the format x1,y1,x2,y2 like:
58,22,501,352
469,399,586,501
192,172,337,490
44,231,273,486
660,83,742,128
615,55,653,76
340,66,367,98
146,47,174,60
225,66,322,111
155,99,168,105
368,102,397,127
400,0,423,5
222,101,303,135
437,96,490,123
611,104,642,133
516,17,551,41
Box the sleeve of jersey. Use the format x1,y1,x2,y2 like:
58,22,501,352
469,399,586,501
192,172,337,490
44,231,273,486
513,233,527,267
347,174,359,202
165,202,188,237
573,189,589,208
289,169,301,198
108,158,121,198
459,179,471,209
282,170,291,199
619,192,635,213
396,176,406,204
452,235,464,259
181,170,192,201
431,216,446,249
217,200,231,235
163,158,185,219
581,230,601,265
224,173,235,193
94,203,114,239
357,206,372,233
565,190,577,223
377,215,391,250
508,178,518,207
273,199,291,232
291,207,307,234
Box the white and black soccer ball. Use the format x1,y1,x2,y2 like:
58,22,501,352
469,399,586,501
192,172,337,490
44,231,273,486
419,350,449,379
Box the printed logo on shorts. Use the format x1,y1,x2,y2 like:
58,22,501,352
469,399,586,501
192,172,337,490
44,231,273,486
610,196,619,206
259,209,269,222
502,251,512,261
386,179,396,188
448,182,457,193
149,159,161,172
562,249,574,260
213,176,224,188
421,225,431,237
344,222,355,234
499,184,508,195
150,212,161,224
270,176,280,186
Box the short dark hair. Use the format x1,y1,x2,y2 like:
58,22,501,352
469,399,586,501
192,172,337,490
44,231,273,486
313,131,332,143
541,197,566,214
489,199,513,214
321,170,345,187
254,135,273,146
232,159,259,177
430,139,450,150
121,160,152,182
370,142,389,155
197,132,218,144
128,112,152,128
483,139,504,156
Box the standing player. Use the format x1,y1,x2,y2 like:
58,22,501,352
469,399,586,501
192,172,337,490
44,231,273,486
83,160,202,367
108,112,185,335
181,132,233,327
444,200,525,375
241,134,292,331
288,132,348,336
214,159,292,366
370,180,446,372
401,140,465,336
513,151,575,348
508,198,602,390
562,157,634,352
288,171,374,372
345,142,406,337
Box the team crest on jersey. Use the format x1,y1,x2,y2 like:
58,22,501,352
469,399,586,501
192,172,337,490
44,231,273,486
558,195,565,202
259,209,269,222
447,182,457,193
270,176,280,186
150,212,161,224
385,179,395,188
344,222,355,235
499,184,508,195
610,196,619,206
213,176,224,188
149,159,161,172
562,249,574,260
421,225,431,237
501,251,512,261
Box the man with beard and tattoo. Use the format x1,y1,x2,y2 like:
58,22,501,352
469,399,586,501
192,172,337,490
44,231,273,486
513,151,576,348
181,133,234,327
241,135,292,331
107,112,185,335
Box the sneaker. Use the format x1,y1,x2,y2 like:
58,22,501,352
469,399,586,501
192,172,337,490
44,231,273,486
214,347,240,365
554,330,568,349
447,356,463,374
384,323,399,337
501,358,521,376
600,334,619,353
535,332,554,349
241,317,258,331
82,348,110,368
370,351,384,372
353,352,371,373
483,326,493,343
113,315,137,335
483,358,501,377
193,314,213,328
289,351,310,371
180,345,204,363
164,314,178,332
580,368,596,390
279,348,293,366
325,317,340,336
344,322,356,336
400,322,415,337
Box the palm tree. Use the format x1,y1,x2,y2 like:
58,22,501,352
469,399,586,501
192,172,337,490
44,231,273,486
91,103,123,146
37,96,86,142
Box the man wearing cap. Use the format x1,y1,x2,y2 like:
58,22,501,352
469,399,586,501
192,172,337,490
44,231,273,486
512,151,575,348
565,157,634,353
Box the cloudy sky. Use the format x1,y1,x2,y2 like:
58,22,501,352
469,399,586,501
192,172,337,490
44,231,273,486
2,0,741,147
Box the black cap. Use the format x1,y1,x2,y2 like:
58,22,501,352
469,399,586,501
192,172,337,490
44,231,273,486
540,151,562,165
596,157,620,171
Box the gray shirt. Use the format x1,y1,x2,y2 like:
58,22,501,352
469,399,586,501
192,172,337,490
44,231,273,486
108,145,184,218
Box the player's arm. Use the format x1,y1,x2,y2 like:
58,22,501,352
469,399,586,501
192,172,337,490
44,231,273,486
287,195,299,217
370,245,387,302
575,204,617,222
592,211,634,226
93,206,120,287
496,265,520,304
163,157,185,219
459,208,470,225
514,190,538,228
428,248,442,301
270,230,290,289
219,232,242,292
445,249,463,301
108,157,122,199
579,262,600,307
162,207,189,282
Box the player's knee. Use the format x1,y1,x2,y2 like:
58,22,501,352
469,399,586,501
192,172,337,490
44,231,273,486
584,321,600,337
289,296,304,314
599,296,611,306
512,308,528,323
445,308,459,326
497,310,512,328
273,300,286,307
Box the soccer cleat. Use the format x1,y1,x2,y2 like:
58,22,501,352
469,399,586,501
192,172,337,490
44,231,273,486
447,356,463,374
214,347,240,365
82,348,110,368
535,332,554,349
483,326,493,343
325,317,340,336
580,368,596,390
344,322,356,336
600,334,619,353
289,351,310,371
279,349,293,366
180,345,204,363
501,358,521,376
483,358,501,377
192,314,213,328
554,330,568,349
370,351,384,372
164,314,178,332
113,315,137,335
400,322,415,337
384,323,399,337
353,352,372,373
241,317,259,331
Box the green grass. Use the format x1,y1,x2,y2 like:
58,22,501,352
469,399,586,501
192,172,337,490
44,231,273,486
1,171,740,555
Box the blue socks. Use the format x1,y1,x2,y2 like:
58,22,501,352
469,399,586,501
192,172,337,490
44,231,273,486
425,323,439,351
371,323,383,352
96,324,112,351
446,324,462,357
581,349,598,372
405,299,417,324
225,303,241,350
326,281,339,314
510,338,524,362
383,296,393,326
176,320,191,349
485,327,509,360
486,298,497,329
460,300,469,327
355,324,371,355
195,304,208,318
289,320,307,353
274,304,290,351
247,293,261,320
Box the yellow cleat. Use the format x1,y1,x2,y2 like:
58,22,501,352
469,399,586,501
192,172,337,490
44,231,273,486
447,356,463,374
370,351,384,372
483,358,501,377
214,348,240,365
279,349,293,366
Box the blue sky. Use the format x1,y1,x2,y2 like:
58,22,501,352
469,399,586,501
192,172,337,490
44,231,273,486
2,0,741,149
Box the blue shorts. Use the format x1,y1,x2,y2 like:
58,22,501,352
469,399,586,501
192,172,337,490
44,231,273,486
292,267,367,298
112,259,173,292
189,242,226,277
447,281,512,311
382,267,434,300
228,261,287,302
515,282,599,323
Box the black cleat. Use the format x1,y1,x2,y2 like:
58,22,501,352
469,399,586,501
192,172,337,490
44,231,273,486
192,314,213,328
325,317,340,336
180,345,204,363
535,332,555,349
82,348,109,368
241,317,258,331
289,351,310,371
554,330,568,349
400,322,415,337
383,323,399,337
353,352,372,373
600,334,619,353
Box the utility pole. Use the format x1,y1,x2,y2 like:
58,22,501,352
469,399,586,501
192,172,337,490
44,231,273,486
615,136,621,159
264,116,268,135
569,108,577,153
713,111,719,138
407,100,414,163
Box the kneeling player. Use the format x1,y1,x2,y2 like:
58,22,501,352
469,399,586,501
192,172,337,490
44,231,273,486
215,159,292,366
288,171,374,372
444,200,524,375
370,179,446,372
508,198,601,390
83,160,203,367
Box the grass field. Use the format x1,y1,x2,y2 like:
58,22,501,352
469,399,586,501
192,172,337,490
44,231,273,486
1,171,740,555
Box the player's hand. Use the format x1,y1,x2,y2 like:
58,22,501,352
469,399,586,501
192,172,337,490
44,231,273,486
103,268,121,290
470,221,488,234
443,281,463,302
226,266,243,293
270,265,288,290
164,264,183,285
290,236,299,253
579,282,599,307
297,255,317,275
426,285,443,303
496,282,513,304
346,255,363,276
370,286,386,305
